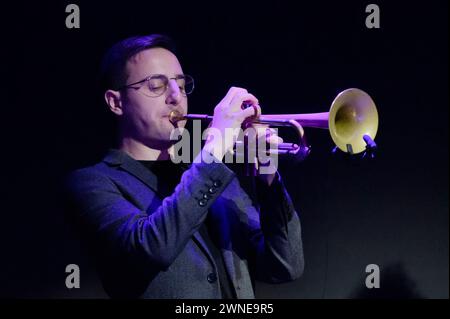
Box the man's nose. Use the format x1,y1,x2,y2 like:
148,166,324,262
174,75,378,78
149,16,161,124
165,79,182,106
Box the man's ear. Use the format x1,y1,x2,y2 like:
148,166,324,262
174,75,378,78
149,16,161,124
104,89,124,116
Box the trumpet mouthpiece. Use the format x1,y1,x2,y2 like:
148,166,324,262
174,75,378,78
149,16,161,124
169,110,185,124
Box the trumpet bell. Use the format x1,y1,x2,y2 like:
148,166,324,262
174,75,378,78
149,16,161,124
329,88,378,154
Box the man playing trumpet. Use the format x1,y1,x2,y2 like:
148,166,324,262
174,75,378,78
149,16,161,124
65,34,304,299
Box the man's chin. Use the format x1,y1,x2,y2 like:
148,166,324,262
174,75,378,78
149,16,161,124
153,138,177,150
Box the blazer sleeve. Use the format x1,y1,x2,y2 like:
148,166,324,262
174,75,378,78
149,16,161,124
246,172,305,283
65,151,235,270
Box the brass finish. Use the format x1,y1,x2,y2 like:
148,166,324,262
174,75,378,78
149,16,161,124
169,88,379,155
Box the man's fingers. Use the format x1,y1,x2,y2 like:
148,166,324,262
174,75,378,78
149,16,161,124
230,92,259,111
237,106,259,122
220,87,248,106
267,135,283,145
251,104,261,118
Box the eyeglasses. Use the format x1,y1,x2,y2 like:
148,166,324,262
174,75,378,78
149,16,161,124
119,74,194,97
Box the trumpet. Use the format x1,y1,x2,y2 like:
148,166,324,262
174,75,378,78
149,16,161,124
169,88,379,158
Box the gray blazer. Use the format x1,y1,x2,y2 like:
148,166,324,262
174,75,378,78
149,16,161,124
65,149,304,298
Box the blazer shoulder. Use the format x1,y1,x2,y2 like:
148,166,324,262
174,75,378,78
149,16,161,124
64,162,116,192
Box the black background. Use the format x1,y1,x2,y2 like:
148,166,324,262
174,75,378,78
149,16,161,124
2,0,448,298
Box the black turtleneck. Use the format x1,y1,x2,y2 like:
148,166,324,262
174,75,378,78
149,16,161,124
138,160,236,299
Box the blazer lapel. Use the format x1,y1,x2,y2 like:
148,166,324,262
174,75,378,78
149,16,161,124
103,149,161,196
102,149,217,268
208,201,241,298
192,232,217,269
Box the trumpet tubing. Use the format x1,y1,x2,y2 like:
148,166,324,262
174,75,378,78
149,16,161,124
258,112,330,129
169,88,379,156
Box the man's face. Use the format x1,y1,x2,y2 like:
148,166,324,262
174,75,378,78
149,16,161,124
119,47,187,149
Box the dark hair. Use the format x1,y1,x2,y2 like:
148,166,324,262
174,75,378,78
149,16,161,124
99,34,176,93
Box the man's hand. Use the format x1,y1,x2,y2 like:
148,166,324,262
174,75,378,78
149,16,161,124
203,87,261,161
251,124,282,186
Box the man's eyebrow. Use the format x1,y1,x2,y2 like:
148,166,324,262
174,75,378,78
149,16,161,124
153,73,184,77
